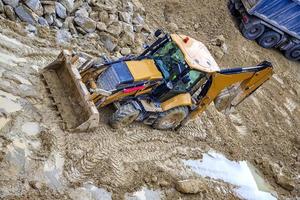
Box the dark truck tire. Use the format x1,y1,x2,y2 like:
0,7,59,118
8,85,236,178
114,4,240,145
153,106,189,130
228,1,239,17
257,31,281,48
284,44,300,61
241,23,265,40
109,103,140,129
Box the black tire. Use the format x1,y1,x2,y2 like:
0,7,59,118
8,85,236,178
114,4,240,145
284,44,300,61
257,31,281,48
228,1,239,17
152,106,189,130
241,23,265,40
109,103,140,129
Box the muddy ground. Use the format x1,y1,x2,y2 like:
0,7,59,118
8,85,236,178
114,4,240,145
0,0,299,199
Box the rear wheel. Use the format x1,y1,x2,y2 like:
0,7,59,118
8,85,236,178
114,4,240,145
284,44,300,61
152,106,189,130
257,31,281,48
241,23,265,40
109,103,140,129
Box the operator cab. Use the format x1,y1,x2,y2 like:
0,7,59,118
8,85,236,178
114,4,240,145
151,41,207,101
138,31,220,102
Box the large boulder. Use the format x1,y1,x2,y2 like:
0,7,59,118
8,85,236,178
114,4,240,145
100,34,117,52
4,5,16,20
2,0,19,8
43,3,55,15
59,0,74,12
15,4,38,24
74,16,96,33
107,21,122,37
24,0,43,16
118,11,131,24
175,179,207,194
55,2,67,19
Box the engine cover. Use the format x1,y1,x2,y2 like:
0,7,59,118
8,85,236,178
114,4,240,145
97,62,134,91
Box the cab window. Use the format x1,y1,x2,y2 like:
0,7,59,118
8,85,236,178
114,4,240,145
175,70,206,92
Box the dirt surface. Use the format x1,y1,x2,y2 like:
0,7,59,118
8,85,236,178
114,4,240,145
0,0,299,200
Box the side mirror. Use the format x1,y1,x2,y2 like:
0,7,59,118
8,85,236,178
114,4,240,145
154,29,163,38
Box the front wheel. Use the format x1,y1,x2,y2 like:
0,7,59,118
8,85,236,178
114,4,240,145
152,106,189,130
109,103,140,129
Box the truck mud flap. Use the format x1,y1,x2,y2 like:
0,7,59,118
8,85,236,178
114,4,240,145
42,50,99,131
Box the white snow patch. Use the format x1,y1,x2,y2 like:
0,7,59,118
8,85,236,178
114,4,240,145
69,183,112,200
183,151,277,200
125,187,161,200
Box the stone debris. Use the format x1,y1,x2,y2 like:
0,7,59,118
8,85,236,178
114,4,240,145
0,0,148,51
274,173,295,191
175,179,207,194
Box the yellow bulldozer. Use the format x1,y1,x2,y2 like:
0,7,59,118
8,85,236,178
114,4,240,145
42,30,273,131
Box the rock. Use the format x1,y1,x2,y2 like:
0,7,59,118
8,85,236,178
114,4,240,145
120,23,135,46
2,0,19,8
107,13,118,25
132,13,144,25
4,5,16,20
44,14,54,25
68,19,77,35
24,0,43,16
175,179,207,194
120,47,131,55
214,35,226,46
54,17,63,28
55,2,67,19
212,47,224,59
132,164,138,172
38,17,48,26
59,0,74,12
56,29,72,44
15,5,38,24
118,11,131,24
43,4,55,15
25,24,37,34
89,11,98,21
96,22,107,31
275,174,295,191
124,1,134,13
107,22,122,37
159,180,169,187
74,16,96,33
100,34,117,52
98,10,109,24
151,176,158,183
0,1,4,13
75,6,89,18
131,0,145,14
167,22,178,32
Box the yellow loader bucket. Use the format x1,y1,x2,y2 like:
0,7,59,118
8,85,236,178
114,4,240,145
42,50,99,131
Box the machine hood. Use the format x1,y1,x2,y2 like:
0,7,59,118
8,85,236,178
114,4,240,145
125,59,163,81
97,59,162,92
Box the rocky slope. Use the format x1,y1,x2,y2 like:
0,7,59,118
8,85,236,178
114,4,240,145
0,0,299,199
